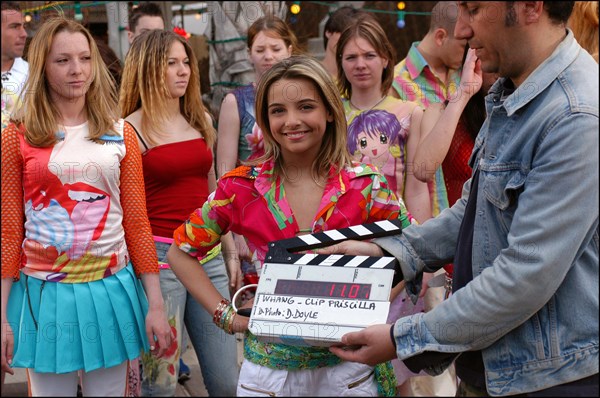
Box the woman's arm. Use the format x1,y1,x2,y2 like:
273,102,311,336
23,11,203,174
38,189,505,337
1,126,23,376
168,244,249,333
1,125,24,280
413,49,482,182
120,123,172,356
216,93,241,177
1,279,14,376
206,144,242,294
404,106,432,223
221,232,242,294
139,273,172,356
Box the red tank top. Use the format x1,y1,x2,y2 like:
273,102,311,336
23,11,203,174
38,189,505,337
141,138,213,237
442,119,475,207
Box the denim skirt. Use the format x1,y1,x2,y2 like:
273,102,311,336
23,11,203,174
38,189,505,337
6,263,149,374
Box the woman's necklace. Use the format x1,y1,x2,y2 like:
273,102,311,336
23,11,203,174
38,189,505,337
349,95,387,112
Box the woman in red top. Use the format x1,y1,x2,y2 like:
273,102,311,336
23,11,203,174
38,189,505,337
119,30,239,396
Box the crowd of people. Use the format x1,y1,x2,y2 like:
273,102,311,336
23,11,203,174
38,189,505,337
1,1,598,397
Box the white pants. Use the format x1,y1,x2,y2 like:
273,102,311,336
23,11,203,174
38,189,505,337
404,277,457,397
237,359,378,396
27,361,128,396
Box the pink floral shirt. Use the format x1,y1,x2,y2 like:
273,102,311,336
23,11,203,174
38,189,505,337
174,159,408,274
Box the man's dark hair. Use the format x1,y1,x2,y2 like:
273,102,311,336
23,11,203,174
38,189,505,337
505,2,574,26
323,6,371,49
544,1,575,23
1,2,22,12
128,2,164,33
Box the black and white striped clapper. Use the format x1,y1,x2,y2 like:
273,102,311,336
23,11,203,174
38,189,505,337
265,219,403,269
250,219,403,346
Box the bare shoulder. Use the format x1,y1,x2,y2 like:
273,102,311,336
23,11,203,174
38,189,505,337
124,109,143,130
221,92,238,106
218,93,239,122
386,97,422,118
204,111,214,126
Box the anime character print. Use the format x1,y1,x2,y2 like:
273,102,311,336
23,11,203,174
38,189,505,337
347,109,410,197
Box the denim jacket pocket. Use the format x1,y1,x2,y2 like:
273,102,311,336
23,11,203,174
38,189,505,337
481,167,526,211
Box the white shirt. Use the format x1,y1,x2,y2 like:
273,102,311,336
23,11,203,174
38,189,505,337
2,57,29,128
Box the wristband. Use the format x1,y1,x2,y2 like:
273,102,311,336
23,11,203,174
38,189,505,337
389,324,397,349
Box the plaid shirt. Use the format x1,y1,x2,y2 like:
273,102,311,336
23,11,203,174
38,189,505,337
391,42,462,214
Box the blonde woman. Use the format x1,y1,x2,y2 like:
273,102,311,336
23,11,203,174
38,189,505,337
1,17,171,396
168,55,408,396
216,16,299,296
119,29,239,396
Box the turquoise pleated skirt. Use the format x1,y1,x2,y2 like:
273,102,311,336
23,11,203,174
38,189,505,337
6,263,150,374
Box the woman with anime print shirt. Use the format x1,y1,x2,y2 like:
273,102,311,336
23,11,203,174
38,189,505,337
337,17,431,224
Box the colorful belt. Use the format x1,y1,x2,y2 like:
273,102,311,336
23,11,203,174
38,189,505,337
154,235,221,269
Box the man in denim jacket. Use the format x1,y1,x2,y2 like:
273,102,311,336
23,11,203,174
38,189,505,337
327,2,598,396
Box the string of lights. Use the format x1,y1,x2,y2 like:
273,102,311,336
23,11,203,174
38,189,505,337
290,1,431,29
23,1,431,28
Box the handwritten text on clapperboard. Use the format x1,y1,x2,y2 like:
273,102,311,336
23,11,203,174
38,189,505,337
253,294,390,327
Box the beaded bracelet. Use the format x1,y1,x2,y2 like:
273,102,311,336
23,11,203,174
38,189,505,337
227,312,236,335
213,299,230,325
213,299,236,334
219,305,232,329
221,306,236,335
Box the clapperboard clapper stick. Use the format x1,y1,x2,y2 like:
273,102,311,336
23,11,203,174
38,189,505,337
248,219,404,346
266,219,404,287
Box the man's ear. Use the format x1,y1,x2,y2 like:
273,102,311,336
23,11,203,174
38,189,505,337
127,30,134,45
434,28,448,46
522,1,544,24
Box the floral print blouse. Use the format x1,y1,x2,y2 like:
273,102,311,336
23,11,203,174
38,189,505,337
174,159,409,275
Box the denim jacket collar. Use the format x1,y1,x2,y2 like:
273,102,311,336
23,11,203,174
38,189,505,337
496,29,578,117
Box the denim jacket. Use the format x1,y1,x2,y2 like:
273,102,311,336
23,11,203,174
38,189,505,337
377,30,599,396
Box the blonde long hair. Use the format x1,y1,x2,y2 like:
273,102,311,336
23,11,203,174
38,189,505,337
13,17,119,147
119,29,215,147
252,55,353,180
569,1,599,62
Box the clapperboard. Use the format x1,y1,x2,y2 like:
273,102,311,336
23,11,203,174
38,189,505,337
248,219,402,346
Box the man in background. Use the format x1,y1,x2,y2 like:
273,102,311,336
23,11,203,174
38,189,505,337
127,2,165,44
1,1,29,130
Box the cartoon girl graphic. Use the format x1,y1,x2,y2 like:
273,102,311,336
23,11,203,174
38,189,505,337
347,109,410,197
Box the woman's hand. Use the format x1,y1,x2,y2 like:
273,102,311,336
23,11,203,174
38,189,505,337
2,280,15,376
225,258,243,297
221,233,243,295
452,48,483,103
233,233,252,263
1,320,14,375
145,304,174,358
